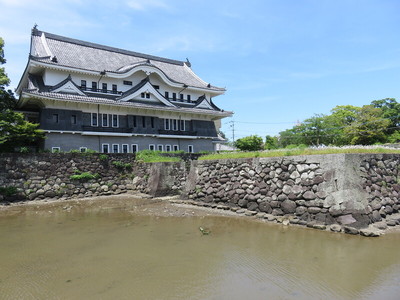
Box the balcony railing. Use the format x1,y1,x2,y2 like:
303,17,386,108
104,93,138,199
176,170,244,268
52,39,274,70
82,126,131,133
81,87,123,95
158,130,197,136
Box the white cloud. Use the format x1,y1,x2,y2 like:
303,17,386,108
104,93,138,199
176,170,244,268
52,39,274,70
126,0,169,11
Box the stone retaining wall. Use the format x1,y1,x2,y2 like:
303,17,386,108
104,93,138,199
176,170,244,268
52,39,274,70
1,153,400,233
0,153,187,202
185,154,400,230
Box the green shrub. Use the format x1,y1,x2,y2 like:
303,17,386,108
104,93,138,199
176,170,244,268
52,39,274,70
68,149,81,153
19,147,30,153
69,172,99,181
99,154,108,161
0,186,18,196
112,161,132,170
234,135,263,151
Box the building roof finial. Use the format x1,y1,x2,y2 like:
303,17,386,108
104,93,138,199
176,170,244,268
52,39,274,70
32,23,38,34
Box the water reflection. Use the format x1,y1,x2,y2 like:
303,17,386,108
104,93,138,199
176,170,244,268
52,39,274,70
0,201,399,299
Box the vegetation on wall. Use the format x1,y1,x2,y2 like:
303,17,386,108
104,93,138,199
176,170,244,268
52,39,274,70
135,150,181,163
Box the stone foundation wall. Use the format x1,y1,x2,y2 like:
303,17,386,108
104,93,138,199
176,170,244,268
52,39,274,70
360,154,400,222
185,154,400,229
0,153,188,202
1,153,400,231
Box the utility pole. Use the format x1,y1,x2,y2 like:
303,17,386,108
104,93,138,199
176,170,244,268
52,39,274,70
229,120,235,142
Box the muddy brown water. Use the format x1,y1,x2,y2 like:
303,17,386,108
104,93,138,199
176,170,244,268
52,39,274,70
1,197,400,300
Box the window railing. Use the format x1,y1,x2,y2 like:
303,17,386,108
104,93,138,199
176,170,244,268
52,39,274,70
158,129,197,136
81,87,123,95
82,126,131,133
167,97,195,104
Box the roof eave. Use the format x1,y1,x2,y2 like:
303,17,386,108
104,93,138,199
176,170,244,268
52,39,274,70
20,91,233,118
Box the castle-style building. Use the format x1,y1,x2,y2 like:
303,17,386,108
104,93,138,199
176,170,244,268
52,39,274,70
16,27,232,153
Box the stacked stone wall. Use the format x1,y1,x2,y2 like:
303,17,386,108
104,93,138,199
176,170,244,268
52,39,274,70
2,153,400,233
360,154,400,223
187,157,335,225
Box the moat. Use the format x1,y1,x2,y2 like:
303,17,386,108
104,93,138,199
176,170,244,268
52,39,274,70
1,196,400,299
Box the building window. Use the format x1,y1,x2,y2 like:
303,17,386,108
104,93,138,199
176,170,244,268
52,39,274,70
52,114,59,123
149,144,155,151
122,144,129,153
173,145,179,151
80,147,87,153
157,144,163,151
153,85,160,90
112,84,117,94
81,80,86,89
146,93,150,99
132,144,138,153
71,115,77,125
91,113,98,126
164,119,170,130
133,116,137,127
187,95,191,102
165,91,169,99
102,144,109,153
172,93,176,101
112,115,119,127
188,145,194,153
180,120,185,131
51,147,60,153
112,144,119,153
102,83,107,93
151,117,155,128
172,119,178,131
123,80,133,86
102,114,108,127
141,92,145,98
92,81,97,91
142,116,146,128
180,94,184,101
165,145,171,152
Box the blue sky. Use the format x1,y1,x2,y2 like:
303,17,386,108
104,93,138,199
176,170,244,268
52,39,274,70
1,0,399,140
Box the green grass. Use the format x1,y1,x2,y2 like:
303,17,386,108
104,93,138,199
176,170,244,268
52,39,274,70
135,150,181,163
199,147,400,161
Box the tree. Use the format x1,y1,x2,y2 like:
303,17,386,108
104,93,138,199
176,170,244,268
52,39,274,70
0,37,16,111
264,135,278,150
0,37,44,152
344,105,390,145
234,135,263,151
325,105,361,145
371,98,400,134
0,110,45,152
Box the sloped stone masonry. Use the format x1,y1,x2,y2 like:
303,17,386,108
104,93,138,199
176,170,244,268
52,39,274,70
187,158,334,224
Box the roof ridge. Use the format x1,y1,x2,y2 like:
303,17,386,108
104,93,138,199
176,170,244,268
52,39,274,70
32,29,185,66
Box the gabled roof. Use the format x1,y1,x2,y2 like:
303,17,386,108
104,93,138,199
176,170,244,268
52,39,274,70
21,74,233,118
48,74,86,96
117,78,176,107
29,28,225,92
193,95,223,111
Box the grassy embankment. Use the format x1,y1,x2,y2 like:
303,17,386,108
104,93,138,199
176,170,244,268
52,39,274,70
199,147,400,160
135,150,182,163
